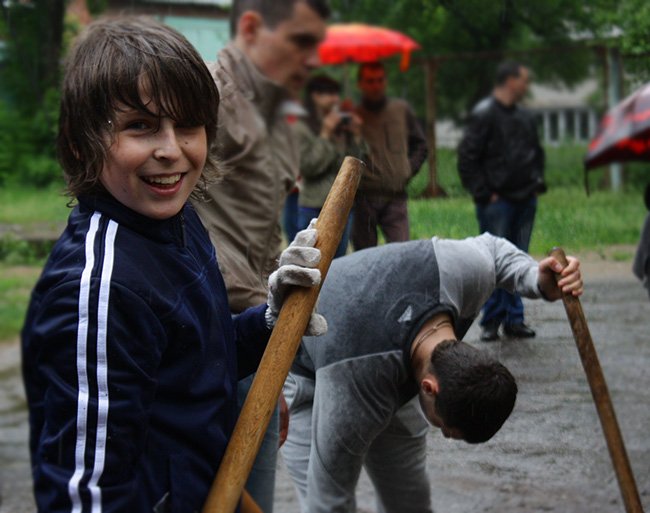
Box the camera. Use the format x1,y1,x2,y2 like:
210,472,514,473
338,112,352,126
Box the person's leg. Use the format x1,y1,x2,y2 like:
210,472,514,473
305,365,377,513
511,196,537,252
237,375,278,513
504,197,537,328
283,190,300,242
298,205,322,233
300,206,350,257
334,212,353,258
281,373,316,513
476,199,514,330
377,197,410,243
351,195,378,250
363,399,432,513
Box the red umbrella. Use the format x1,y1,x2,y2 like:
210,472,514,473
318,23,421,71
585,82,650,170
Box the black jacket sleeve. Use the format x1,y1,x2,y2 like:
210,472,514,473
457,109,493,204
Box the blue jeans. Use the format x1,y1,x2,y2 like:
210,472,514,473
238,374,279,513
283,190,300,243
476,196,537,327
298,206,352,258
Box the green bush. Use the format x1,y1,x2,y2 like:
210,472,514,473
0,93,61,188
0,236,53,265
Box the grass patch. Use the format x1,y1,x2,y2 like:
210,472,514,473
408,187,646,256
0,181,70,224
0,264,41,343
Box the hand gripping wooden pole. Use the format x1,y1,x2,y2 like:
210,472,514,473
550,248,644,513
202,157,364,513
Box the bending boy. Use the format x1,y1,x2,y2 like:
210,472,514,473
282,233,582,513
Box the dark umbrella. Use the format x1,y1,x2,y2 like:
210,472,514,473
585,82,650,170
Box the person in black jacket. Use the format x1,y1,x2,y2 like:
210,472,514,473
457,61,546,341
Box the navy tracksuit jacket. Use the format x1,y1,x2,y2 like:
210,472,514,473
22,193,270,512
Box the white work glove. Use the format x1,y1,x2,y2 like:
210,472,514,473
265,222,328,336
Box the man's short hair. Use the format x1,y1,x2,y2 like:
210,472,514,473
357,61,385,82
58,17,220,198
430,340,518,444
230,0,330,36
495,60,524,86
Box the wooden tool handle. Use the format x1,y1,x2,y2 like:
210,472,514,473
202,157,364,513
550,247,643,513
240,490,262,513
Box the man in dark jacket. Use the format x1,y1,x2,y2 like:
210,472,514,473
457,61,546,341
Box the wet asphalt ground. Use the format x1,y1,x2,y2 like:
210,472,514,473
2,259,649,512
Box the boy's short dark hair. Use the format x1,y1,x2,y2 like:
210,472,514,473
230,0,331,36
58,17,220,198
495,60,524,86
430,339,517,444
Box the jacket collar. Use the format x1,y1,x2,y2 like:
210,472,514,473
78,192,187,246
218,43,289,125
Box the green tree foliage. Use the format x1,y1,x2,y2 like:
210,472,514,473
596,0,650,81
0,0,64,115
0,0,72,187
330,0,618,119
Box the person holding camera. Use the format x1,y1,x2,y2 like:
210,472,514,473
292,74,367,257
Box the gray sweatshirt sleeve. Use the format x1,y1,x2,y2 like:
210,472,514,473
432,233,541,321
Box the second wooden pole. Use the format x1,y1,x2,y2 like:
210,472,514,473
550,247,643,513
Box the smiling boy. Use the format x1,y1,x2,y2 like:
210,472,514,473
21,18,322,513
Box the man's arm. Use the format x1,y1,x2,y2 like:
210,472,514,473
484,233,582,299
25,284,167,512
528,110,547,194
457,107,492,203
405,104,428,176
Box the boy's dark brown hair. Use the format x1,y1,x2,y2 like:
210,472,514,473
58,17,220,198
429,339,517,444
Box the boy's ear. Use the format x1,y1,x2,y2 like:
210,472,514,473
420,376,439,397
237,11,264,44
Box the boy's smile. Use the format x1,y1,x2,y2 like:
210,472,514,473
100,102,207,220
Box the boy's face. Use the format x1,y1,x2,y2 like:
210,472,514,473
100,99,207,220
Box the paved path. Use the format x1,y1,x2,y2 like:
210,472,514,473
2,260,649,512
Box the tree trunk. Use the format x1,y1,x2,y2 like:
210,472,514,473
419,58,447,198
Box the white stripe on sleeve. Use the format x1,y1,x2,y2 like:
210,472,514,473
68,212,101,513
88,219,118,513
